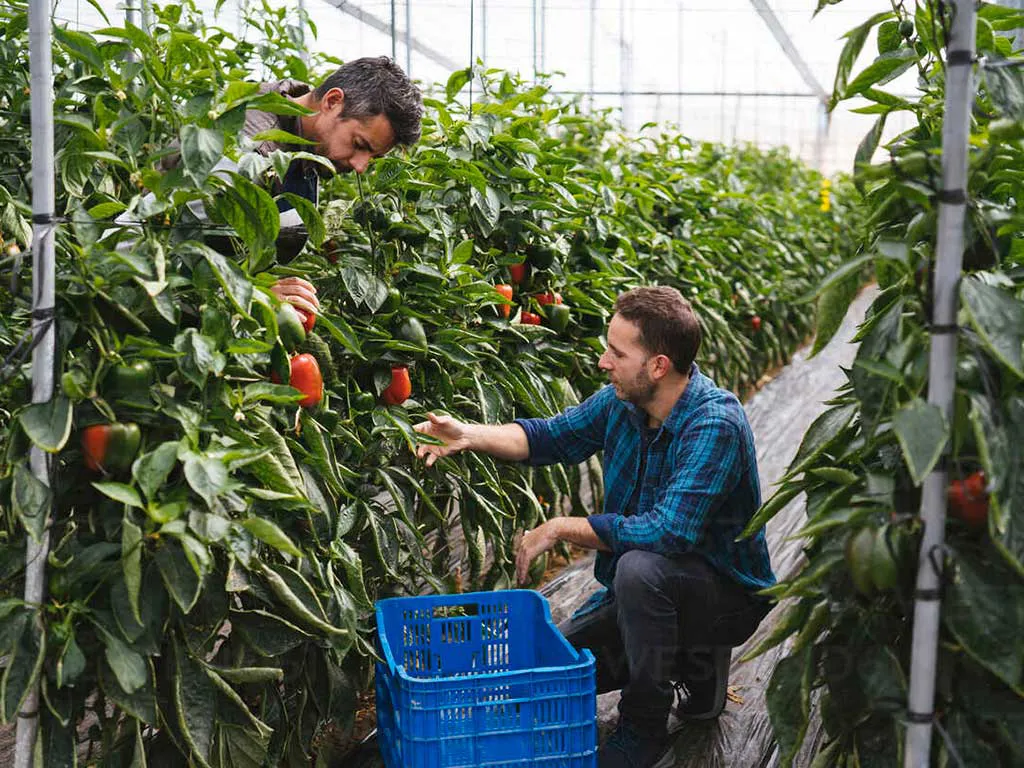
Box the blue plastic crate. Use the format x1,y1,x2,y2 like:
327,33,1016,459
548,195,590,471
375,590,597,768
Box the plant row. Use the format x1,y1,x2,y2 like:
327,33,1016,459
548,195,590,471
751,2,1024,764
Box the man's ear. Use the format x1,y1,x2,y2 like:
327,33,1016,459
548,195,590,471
321,87,345,114
650,354,672,380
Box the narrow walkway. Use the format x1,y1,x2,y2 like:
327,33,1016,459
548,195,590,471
541,286,877,767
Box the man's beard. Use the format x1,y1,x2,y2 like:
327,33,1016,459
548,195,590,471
614,367,656,408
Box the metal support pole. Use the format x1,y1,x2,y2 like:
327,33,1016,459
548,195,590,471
813,99,830,172
531,0,538,77
405,1,411,75
125,0,141,63
323,0,460,72
677,2,683,126
747,0,829,102
588,0,596,111
468,0,475,114
481,0,487,64
904,1,977,765
540,0,546,73
298,0,309,65
719,30,727,141
390,0,397,62
619,0,630,128
15,0,57,762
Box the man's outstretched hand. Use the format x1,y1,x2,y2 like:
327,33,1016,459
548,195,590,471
413,413,472,467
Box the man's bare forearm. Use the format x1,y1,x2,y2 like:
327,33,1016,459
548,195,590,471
550,516,611,552
465,422,531,461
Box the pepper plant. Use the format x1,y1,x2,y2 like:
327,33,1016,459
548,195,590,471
0,1,860,764
747,2,1024,764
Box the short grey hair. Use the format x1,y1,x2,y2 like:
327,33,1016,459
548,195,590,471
314,57,423,147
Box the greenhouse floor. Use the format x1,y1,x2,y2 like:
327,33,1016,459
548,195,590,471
343,284,878,768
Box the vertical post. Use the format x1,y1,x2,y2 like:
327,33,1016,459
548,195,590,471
540,0,546,73
677,2,683,126
15,0,57,763
532,0,538,77
619,0,629,128
125,0,140,63
468,0,475,115
719,30,727,141
297,0,309,66
588,0,596,111
390,0,397,61
813,99,830,172
904,1,976,765
481,0,487,64
405,0,412,76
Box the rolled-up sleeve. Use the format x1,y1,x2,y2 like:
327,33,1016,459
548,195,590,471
588,412,743,555
514,386,613,466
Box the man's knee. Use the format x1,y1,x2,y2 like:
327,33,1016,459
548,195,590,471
613,550,670,599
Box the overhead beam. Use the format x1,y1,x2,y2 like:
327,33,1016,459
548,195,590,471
321,0,461,73
748,0,829,103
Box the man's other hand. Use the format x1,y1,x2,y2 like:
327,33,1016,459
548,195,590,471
271,277,320,315
515,520,560,586
413,412,471,467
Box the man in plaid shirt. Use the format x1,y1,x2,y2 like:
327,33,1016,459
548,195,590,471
414,286,774,768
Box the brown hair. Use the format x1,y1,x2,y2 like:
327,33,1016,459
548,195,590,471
614,286,701,374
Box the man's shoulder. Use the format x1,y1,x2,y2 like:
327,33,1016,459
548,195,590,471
682,373,749,431
244,80,312,152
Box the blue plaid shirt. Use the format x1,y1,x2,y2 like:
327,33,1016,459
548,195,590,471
515,364,775,595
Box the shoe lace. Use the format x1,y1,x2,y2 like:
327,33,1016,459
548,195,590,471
671,680,688,710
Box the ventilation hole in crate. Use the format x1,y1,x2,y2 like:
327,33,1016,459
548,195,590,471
534,725,566,756
481,616,510,642
440,705,474,738
402,618,432,650
483,640,509,669
433,602,479,619
533,696,566,726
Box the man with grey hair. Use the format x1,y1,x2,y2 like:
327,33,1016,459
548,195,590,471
248,57,423,313
116,57,422,314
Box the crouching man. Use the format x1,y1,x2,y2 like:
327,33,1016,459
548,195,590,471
413,286,775,768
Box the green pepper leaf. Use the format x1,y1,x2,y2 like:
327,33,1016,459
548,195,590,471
18,395,72,453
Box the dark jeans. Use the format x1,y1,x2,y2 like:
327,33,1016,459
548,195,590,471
558,551,772,734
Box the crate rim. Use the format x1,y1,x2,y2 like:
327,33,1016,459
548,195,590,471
375,589,594,682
